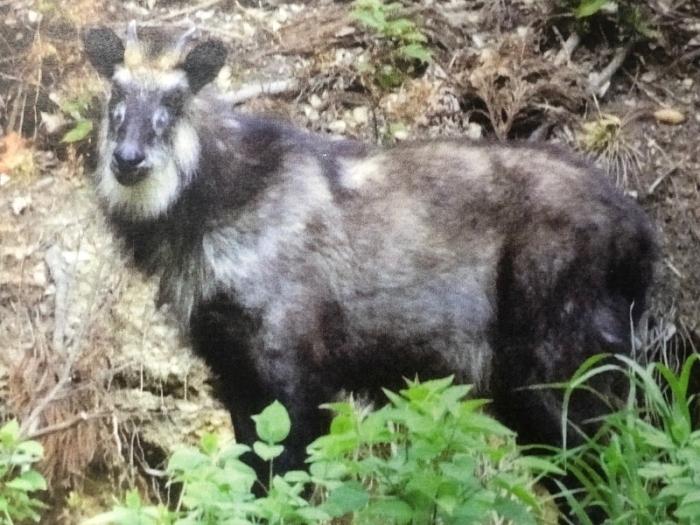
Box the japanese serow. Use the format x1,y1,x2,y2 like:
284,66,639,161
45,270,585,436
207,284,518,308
84,25,656,482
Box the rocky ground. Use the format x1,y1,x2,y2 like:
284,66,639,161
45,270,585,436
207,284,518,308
0,0,698,520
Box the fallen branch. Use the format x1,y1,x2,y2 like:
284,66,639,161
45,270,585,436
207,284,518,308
44,245,68,352
647,165,678,195
156,0,224,22
528,122,552,142
27,411,110,440
665,47,700,73
588,41,636,97
228,79,300,105
554,32,581,66
20,248,107,438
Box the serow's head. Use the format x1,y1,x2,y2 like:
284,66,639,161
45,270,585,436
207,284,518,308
83,23,226,218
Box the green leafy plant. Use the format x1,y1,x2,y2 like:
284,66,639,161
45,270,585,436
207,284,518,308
87,404,321,525
562,1,658,40
0,420,47,524
87,378,555,524
554,354,700,524
59,94,94,144
309,377,554,524
351,0,431,88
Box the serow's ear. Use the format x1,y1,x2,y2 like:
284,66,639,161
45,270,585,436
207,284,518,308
83,27,125,78
183,40,227,93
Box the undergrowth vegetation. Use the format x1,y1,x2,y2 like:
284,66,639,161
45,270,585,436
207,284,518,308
87,378,553,525
0,420,47,524
350,0,431,89
562,1,657,39
555,354,700,524
84,356,700,524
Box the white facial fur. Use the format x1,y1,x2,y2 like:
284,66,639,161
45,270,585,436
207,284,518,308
95,68,201,220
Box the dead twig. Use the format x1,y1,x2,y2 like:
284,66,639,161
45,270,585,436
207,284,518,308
554,31,581,66
528,122,553,142
27,411,110,440
45,245,68,353
647,165,678,195
228,79,299,105
589,41,636,97
155,0,224,22
20,246,107,439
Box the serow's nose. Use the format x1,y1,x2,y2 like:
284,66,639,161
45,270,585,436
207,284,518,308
112,146,146,186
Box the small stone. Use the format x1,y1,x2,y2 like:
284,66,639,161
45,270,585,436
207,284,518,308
11,195,31,215
195,9,215,21
242,22,255,37
34,176,54,190
640,71,657,83
466,122,483,140
352,106,369,125
40,111,66,135
302,105,319,122
682,78,694,89
308,94,323,109
328,120,347,134
335,26,355,37
26,10,41,23
465,12,481,24
30,263,47,287
654,108,685,125
392,128,409,141
472,33,485,48
0,174,9,186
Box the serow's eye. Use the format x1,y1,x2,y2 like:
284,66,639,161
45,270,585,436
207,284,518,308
111,101,126,127
152,107,171,135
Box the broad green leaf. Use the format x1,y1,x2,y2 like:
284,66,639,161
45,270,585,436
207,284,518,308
282,469,311,484
61,120,93,143
16,440,43,458
16,470,46,491
677,490,700,514
398,43,432,63
638,461,686,480
252,401,291,444
493,496,537,525
323,481,369,516
309,460,348,480
329,413,355,435
199,432,219,455
253,441,284,461
364,498,414,524
575,0,612,18
515,456,566,476
296,506,332,521
167,448,207,472
352,10,385,31
0,420,20,444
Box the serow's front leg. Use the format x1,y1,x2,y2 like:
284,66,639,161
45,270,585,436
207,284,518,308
225,350,331,492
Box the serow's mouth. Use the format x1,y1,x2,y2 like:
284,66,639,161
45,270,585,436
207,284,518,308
112,163,149,187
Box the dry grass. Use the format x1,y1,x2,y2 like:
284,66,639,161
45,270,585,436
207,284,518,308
0,183,120,489
577,110,645,189
455,31,586,140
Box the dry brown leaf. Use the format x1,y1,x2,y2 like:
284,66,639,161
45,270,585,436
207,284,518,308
0,133,32,173
654,108,686,125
